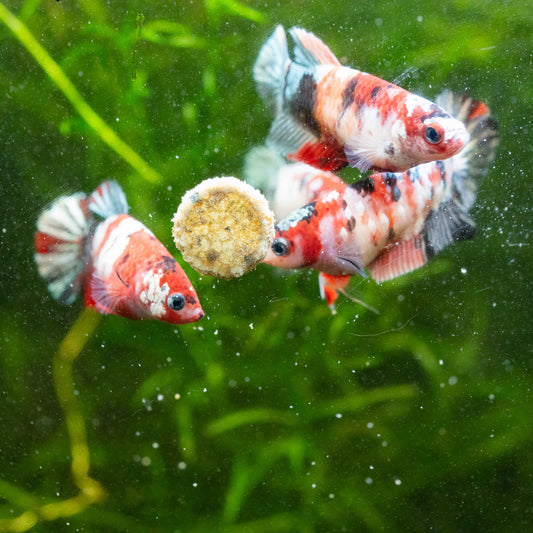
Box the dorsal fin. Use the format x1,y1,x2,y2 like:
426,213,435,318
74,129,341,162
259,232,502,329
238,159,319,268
89,181,129,219
289,27,341,67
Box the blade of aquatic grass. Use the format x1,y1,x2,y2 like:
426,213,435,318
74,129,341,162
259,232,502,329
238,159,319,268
205,0,266,24
0,3,160,184
309,384,418,420
206,407,296,437
222,437,307,523
141,20,209,49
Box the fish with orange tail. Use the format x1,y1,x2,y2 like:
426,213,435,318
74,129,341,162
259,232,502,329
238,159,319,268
247,91,498,312
35,181,204,324
254,26,470,173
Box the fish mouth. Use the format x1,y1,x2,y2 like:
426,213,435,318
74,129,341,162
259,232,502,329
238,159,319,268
191,307,205,322
450,127,470,153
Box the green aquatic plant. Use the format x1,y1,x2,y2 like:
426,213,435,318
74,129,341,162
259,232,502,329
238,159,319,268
0,310,103,532
0,3,160,184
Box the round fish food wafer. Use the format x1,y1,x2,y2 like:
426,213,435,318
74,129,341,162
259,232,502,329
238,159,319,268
172,177,275,278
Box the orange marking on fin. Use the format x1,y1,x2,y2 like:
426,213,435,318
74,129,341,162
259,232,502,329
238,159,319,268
292,140,346,171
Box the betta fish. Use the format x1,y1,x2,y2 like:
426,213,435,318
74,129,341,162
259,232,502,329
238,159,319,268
253,25,470,173
35,181,204,324
247,91,498,311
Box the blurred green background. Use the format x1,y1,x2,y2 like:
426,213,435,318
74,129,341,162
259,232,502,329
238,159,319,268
0,0,531,531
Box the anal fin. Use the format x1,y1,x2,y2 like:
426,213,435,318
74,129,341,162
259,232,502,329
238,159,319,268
369,236,428,283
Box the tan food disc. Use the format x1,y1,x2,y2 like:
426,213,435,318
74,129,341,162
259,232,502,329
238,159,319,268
172,177,275,278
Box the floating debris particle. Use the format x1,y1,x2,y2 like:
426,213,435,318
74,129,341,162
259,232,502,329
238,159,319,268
172,177,275,278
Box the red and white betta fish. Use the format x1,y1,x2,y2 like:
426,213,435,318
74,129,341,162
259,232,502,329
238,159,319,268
254,25,470,173
246,91,498,311
35,181,204,324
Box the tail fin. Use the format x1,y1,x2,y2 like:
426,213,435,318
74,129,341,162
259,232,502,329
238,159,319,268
253,25,290,116
89,180,129,219
436,90,499,212
35,193,93,304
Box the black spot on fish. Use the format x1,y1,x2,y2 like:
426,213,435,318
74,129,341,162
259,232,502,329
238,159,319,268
341,199,347,209
290,74,321,138
420,105,449,123
387,228,395,242
186,294,197,304
350,177,375,196
384,142,395,156
156,255,178,272
435,160,446,182
277,202,318,233
370,85,381,99
119,253,130,265
341,76,359,114
384,174,401,201
347,216,356,232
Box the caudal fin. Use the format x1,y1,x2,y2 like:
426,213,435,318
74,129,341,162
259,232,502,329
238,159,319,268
436,90,499,212
243,145,286,202
89,180,129,219
253,25,290,117
35,193,93,304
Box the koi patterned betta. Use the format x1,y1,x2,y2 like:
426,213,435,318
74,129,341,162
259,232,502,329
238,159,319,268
247,91,498,311
254,25,470,173
35,181,204,324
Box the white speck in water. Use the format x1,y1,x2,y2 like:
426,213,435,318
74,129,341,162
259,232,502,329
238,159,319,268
178,461,187,470
367,422,374,429
461,267,467,274
141,457,151,466
439,359,444,366
335,413,342,419
152,442,159,449
157,394,164,401
249,323,254,329
192,482,198,487
382,441,388,447
417,15,423,22
174,393,181,400
365,477,373,484
329,493,335,499
489,393,495,401
311,483,316,489
395,478,402,486
448,376,458,386
203,388,207,392
375,17,383,26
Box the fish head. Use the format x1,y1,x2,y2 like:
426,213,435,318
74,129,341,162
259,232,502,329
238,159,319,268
135,256,204,324
264,195,364,277
264,203,323,270
392,94,470,170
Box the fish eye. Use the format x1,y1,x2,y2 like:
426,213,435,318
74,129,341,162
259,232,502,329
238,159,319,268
167,293,186,311
425,124,443,144
271,237,289,256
